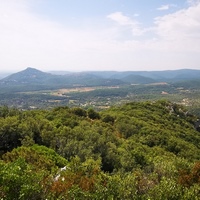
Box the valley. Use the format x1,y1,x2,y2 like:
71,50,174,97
0,67,200,116
1,68,200,198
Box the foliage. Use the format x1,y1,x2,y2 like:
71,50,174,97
1,100,200,198
0,158,48,200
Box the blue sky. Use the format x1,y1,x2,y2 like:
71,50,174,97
0,0,200,72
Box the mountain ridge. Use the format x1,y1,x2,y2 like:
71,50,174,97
0,67,125,90
1,67,200,92
2,67,200,80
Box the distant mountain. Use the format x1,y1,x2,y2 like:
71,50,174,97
0,72,12,80
173,79,200,90
1,67,53,85
86,69,200,82
48,71,74,75
121,74,156,84
1,68,200,93
172,69,200,81
0,67,125,91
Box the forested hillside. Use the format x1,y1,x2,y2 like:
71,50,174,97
1,100,200,199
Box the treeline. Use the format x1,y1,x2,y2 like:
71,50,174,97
1,100,200,199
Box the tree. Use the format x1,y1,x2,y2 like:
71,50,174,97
87,108,100,120
0,158,47,200
0,116,21,154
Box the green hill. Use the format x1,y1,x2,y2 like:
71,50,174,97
121,74,156,84
0,67,125,92
0,100,200,199
1,67,52,84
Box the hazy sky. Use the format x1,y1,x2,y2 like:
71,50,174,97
0,0,200,72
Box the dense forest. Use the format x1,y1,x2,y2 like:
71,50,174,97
1,100,200,199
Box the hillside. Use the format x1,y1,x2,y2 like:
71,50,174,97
79,69,200,82
0,67,125,91
121,74,156,84
1,67,200,113
1,100,200,199
1,67,52,84
2,68,200,90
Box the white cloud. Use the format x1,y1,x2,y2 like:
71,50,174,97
106,4,200,53
107,12,134,26
157,4,177,11
154,2,200,52
134,13,140,17
104,2,200,70
107,12,144,36
187,0,200,6
0,1,200,71
0,1,115,71
157,5,170,11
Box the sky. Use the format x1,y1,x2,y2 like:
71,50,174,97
0,0,200,72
